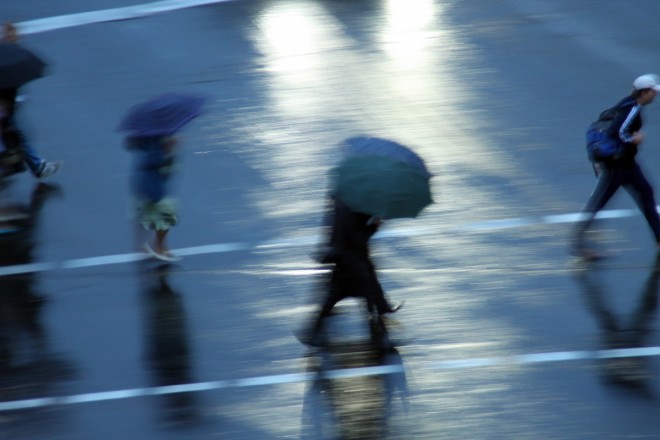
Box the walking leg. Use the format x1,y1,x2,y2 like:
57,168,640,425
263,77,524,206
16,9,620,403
625,163,660,245
572,165,621,255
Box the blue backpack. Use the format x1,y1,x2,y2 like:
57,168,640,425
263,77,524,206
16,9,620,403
586,108,623,162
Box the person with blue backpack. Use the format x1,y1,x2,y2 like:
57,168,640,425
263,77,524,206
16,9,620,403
572,74,660,259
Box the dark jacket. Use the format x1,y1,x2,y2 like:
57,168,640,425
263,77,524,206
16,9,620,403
608,95,643,162
128,136,175,203
323,199,379,265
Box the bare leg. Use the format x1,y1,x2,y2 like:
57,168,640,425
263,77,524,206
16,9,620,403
154,229,169,255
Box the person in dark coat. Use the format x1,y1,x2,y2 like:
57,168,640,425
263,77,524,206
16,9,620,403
302,198,402,345
0,23,61,179
572,74,660,259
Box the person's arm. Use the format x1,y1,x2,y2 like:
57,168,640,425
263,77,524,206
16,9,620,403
616,104,642,144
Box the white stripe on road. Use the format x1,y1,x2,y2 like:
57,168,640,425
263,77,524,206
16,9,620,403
0,345,657,411
0,207,650,276
18,0,236,35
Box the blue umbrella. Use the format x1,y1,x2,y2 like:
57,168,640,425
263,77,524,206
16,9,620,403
340,136,431,178
118,92,206,137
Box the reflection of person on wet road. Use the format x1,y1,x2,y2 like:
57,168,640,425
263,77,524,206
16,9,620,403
577,257,660,395
0,23,62,180
301,340,409,439
141,263,196,422
127,135,180,262
0,183,74,405
572,74,660,259
301,198,402,346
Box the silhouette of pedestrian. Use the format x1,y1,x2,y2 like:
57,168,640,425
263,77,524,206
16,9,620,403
127,135,180,262
301,198,402,346
572,74,660,259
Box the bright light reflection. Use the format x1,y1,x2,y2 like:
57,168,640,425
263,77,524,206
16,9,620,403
381,0,436,68
254,3,329,75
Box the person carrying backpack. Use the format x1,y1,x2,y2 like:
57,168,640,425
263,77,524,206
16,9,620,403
572,74,660,259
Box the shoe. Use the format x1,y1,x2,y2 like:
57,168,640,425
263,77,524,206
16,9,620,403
295,330,327,347
369,301,404,320
37,161,62,180
144,242,181,262
571,247,605,261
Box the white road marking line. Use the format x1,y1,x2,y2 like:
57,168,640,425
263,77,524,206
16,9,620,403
0,345,656,411
18,0,236,35
0,207,650,276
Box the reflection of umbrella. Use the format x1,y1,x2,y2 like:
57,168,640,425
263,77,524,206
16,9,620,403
341,136,431,178
0,42,47,89
333,155,432,219
117,93,206,137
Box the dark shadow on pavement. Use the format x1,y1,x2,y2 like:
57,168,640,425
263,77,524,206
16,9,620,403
576,255,660,398
140,262,198,425
0,183,77,434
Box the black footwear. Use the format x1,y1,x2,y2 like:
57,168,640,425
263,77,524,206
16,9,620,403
389,301,405,313
295,330,327,347
371,301,405,318
571,247,605,261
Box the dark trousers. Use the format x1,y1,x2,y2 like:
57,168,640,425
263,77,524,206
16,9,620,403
573,161,660,248
310,261,393,336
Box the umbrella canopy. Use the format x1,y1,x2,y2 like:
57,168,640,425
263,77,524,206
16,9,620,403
341,136,432,178
0,42,47,89
117,92,206,137
333,155,433,219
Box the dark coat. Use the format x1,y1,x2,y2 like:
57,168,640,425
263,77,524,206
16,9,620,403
322,199,391,313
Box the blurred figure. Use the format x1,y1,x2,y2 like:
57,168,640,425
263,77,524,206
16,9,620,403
301,338,409,439
127,135,180,262
572,74,660,259
0,183,75,411
1,23,62,180
300,198,402,347
576,257,660,396
141,262,197,423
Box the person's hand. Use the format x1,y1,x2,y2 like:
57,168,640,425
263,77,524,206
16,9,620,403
632,131,645,145
2,22,18,43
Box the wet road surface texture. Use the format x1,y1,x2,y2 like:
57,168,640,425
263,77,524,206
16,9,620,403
1,0,660,438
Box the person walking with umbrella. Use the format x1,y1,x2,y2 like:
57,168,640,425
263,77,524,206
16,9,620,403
119,92,205,262
300,137,433,346
0,23,61,179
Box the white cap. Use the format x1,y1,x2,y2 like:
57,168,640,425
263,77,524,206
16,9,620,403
633,74,660,91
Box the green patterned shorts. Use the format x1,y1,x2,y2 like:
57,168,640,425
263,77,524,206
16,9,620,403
136,198,178,231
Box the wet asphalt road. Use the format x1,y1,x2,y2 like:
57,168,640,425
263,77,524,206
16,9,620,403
1,0,660,438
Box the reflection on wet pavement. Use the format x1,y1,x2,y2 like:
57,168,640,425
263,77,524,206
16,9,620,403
0,184,76,435
2,0,660,438
301,336,409,439
576,257,660,398
140,262,198,424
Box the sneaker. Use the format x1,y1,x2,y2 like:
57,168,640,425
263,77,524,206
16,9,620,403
144,242,181,262
37,160,62,180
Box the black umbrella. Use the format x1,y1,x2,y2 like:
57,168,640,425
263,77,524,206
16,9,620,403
0,42,47,89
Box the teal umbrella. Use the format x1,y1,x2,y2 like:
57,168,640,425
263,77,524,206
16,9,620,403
333,155,432,219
